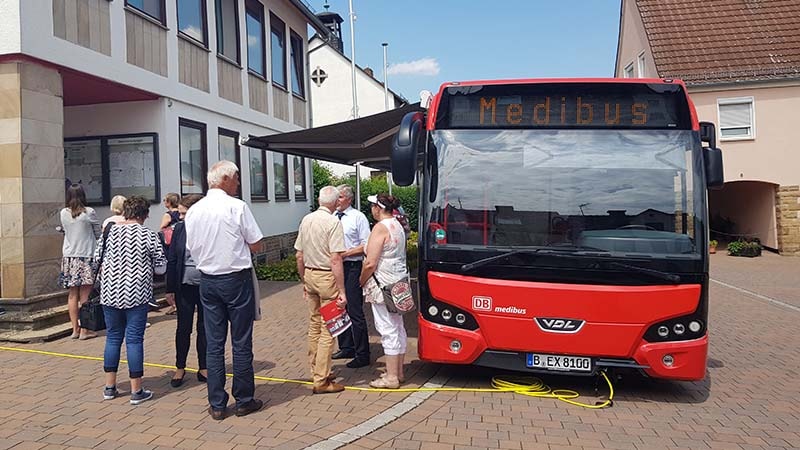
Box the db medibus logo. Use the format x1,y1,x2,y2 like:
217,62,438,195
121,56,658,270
472,296,492,311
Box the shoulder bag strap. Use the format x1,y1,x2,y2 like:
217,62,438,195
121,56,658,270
371,273,384,289
94,223,114,277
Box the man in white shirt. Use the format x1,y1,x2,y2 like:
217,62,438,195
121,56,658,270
184,160,263,420
332,185,371,368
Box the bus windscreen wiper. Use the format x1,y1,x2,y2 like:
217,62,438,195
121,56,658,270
607,261,681,283
460,246,610,273
460,249,540,272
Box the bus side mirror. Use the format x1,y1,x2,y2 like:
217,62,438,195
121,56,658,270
699,121,724,189
705,147,724,189
700,121,716,148
392,112,424,186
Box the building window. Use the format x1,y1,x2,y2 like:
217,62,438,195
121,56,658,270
64,134,160,205
290,30,305,97
293,155,306,199
270,13,286,88
215,0,239,62
177,0,207,45
718,97,755,140
218,128,241,197
249,148,267,199
126,0,165,24
179,119,207,195
245,0,265,77
637,52,646,77
623,63,634,78
273,153,289,200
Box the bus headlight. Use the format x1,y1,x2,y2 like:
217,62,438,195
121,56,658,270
645,314,705,342
450,340,462,353
421,299,478,330
662,354,674,367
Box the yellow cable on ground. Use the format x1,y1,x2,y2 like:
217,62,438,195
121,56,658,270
0,346,613,408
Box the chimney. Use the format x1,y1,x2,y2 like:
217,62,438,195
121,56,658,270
364,67,374,78
316,2,344,53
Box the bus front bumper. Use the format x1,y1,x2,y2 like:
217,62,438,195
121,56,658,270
418,319,707,381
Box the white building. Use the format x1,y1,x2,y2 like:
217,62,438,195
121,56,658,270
0,0,327,333
308,6,405,176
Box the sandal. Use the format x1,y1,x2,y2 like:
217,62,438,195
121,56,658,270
165,306,177,315
78,332,98,340
381,372,404,384
369,377,400,389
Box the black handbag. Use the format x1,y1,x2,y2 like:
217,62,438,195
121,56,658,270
78,224,113,331
371,274,416,315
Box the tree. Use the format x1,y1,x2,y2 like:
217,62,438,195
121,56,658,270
311,161,335,210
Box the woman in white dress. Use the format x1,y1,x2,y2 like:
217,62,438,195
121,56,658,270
360,194,409,389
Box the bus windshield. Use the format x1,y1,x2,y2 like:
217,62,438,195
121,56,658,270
425,129,706,257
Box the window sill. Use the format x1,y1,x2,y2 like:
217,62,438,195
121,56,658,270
294,196,307,202
272,83,288,93
248,70,268,82
124,6,168,31
292,92,306,102
217,54,242,69
178,33,210,52
720,136,755,142
275,197,291,202
250,197,270,203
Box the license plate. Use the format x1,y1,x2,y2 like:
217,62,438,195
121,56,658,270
526,353,592,372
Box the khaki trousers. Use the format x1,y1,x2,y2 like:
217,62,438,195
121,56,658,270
304,269,339,387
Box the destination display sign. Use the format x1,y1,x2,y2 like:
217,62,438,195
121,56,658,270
437,83,691,129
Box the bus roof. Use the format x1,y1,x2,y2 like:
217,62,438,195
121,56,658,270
427,78,699,131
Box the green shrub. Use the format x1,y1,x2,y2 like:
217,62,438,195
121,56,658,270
255,254,300,281
727,239,761,257
407,236,419,275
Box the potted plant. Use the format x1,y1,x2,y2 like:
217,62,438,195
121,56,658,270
709,239,718,254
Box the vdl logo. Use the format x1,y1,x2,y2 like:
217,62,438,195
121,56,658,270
535,317,585,333
472,296,492,311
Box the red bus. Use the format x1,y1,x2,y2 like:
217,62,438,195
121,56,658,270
391,79,723,381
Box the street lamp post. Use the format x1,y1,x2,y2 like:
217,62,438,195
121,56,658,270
383,42,392,195
348,0,361,208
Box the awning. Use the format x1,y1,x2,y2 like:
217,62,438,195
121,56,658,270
243,103,423,171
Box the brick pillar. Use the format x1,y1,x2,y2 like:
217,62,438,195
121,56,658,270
0,61,65,299
776,186,800,256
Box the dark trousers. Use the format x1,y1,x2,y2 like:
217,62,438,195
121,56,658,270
200,269,255,410
337,261,370,362
175,284,207,370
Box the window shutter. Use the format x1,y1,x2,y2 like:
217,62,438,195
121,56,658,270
720,102,751,127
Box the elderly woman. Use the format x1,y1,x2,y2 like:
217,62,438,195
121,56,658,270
102,195,126,232
59,184,101,340
165,194,208,387
96,196,167,405
360,194,409,389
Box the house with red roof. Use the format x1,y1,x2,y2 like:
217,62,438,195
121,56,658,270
615,0,800,254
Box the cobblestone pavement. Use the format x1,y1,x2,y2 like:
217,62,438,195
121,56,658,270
1,254,799,450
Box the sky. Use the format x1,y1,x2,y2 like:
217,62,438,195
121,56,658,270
309,0,623,102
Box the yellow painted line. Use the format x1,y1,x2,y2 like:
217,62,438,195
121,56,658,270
0,345,613,407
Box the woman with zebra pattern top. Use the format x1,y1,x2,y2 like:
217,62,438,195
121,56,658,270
95,196,167,405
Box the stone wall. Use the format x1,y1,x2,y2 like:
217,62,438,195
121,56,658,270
255,231,299,265
776,185,800,256
0,61,65,300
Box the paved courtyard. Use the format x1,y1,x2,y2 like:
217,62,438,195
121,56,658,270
1,252,799,450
